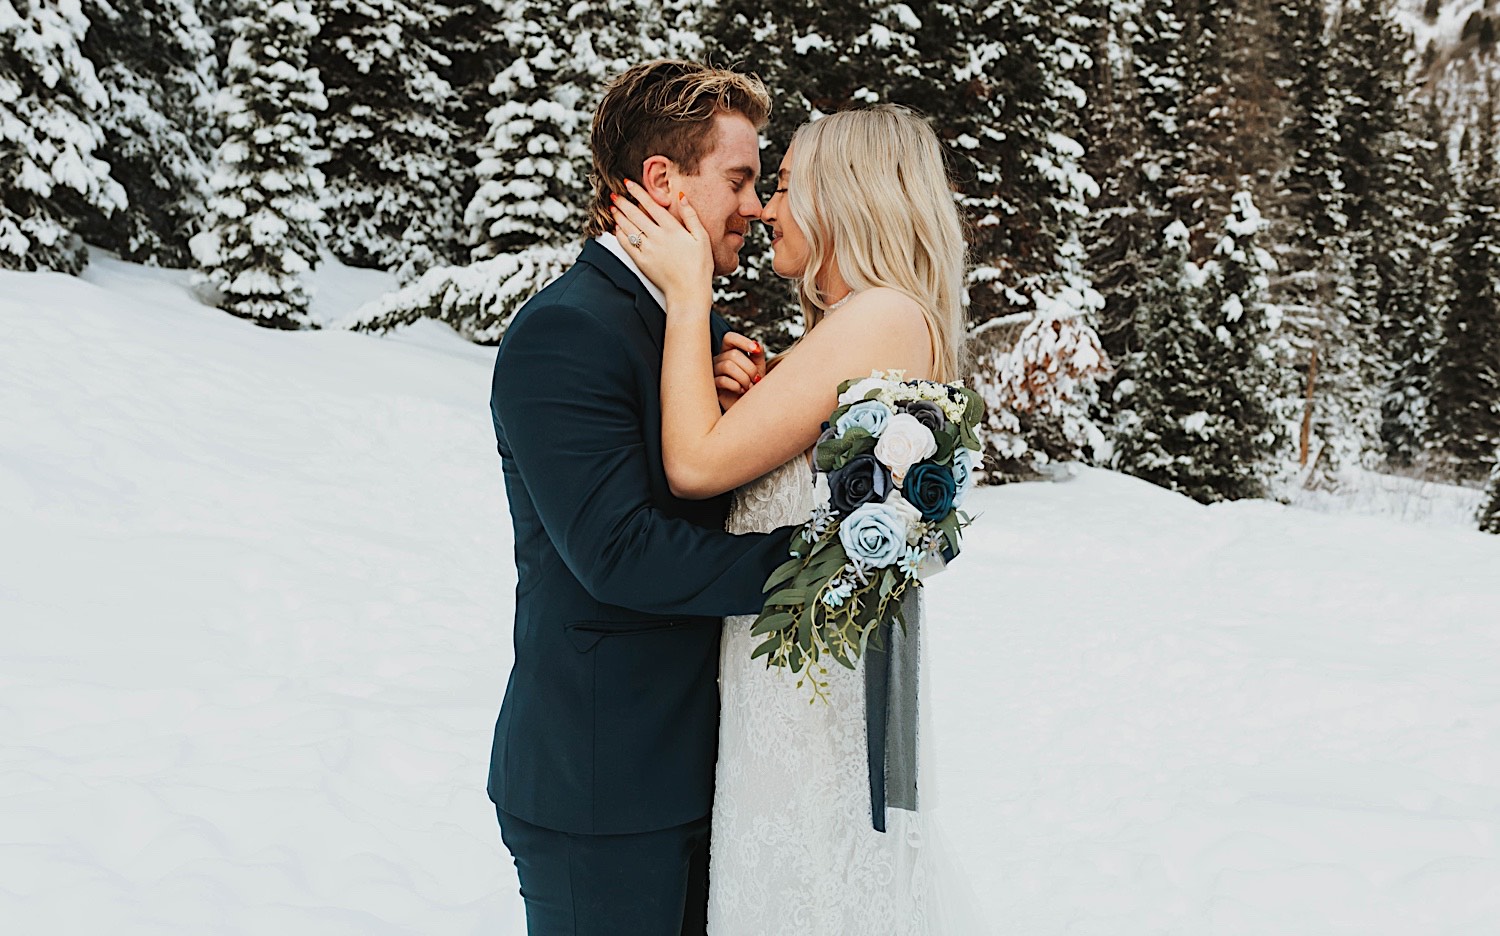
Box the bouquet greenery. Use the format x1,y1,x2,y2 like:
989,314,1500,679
751,371,984,699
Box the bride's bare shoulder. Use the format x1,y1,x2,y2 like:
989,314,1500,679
814,287,929,343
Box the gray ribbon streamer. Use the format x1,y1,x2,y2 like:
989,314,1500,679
865,586,921,832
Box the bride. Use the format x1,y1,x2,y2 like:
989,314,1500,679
612,104,983,935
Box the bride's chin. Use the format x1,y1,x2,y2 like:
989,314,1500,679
770,255,804,280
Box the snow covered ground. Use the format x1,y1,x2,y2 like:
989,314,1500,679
3,257,1499,934
1287,466,1486,531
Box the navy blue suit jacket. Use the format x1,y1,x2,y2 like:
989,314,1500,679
488,240,793,836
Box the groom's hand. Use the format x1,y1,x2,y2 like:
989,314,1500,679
713,332,766,411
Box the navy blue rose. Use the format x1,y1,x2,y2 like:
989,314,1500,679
827,454,893,516
901,462,957,522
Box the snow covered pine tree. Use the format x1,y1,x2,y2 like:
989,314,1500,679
348,0,686,341
0,0,127,273
1428,80,1500,480
190,0,326,329
79,0,219,266
314,0,464,282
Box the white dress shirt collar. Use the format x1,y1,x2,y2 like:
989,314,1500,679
595,232,668,311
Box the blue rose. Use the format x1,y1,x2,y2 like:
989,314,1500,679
827,453,893,516
951,448,978,505
902,462,957,522
838,501,908,567
835,400,892,439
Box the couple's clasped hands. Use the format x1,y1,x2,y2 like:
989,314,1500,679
612,179,765,409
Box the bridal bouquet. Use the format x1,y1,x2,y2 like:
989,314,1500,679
751,371,984,694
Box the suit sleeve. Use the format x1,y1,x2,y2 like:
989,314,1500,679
709,312,731,351
493,301,793,618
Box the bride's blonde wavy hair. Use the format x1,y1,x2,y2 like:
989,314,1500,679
786,105,967,381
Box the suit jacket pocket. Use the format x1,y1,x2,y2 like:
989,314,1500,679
564,619,683,652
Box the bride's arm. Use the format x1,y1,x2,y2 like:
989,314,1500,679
613,183,933,499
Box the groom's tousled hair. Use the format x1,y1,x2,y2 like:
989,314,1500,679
585,60,770,238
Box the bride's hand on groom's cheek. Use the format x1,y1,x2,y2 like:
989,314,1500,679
611,179,713,311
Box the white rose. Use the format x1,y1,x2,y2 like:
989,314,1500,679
873,413,938,483
838,375,889,405
812,471,832,509
885,492,925,545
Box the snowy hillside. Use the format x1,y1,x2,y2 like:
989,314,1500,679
3,260,1500,934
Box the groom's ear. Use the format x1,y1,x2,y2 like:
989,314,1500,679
638,155,677,208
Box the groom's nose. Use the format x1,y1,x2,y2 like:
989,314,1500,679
737,187,763,219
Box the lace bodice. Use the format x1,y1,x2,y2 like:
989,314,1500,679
725,455,815,535
709,457,936,935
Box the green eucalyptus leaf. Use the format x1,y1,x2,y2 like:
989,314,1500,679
962,387,984,424
750,635,781,660
938,513,962,553
765,587,805,608
764,556,803,592
831,644,855,670
931,425,958,463
807,549,848,577
751,611,795,637
815,442,842,473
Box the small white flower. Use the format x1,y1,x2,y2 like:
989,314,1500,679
821,577,854,607
897,545,926,578
873,413,938,483
844,558,874,586
803,502,836,543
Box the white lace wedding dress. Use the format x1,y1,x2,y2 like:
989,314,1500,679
707,457,986,935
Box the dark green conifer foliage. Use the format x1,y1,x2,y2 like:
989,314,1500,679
79,0,219,266
191,0,325,328
0,0,127,273
1429,82,1500,478
313,0,465,281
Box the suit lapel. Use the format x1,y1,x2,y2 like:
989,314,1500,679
578,239,667,350
578,239,731,355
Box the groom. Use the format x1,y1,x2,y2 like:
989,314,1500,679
487,61,794,935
